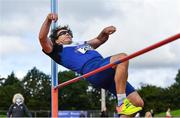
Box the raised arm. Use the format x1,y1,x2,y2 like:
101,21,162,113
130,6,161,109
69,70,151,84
87,26,116,49
39,13,58,53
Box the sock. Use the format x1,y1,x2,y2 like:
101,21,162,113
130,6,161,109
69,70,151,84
117,94,126,106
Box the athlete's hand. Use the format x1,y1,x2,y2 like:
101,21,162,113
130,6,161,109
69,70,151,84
47,13,58,22
102,26,116,35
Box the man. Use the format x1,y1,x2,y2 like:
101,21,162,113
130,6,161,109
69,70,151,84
39,13,144,116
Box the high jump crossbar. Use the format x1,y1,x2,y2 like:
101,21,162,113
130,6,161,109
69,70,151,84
55,33,180,89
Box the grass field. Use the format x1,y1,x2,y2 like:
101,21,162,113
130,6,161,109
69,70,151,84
155,109,180,117
0,115,6,118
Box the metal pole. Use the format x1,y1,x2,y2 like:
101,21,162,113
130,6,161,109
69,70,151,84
101,89,106,112
55,33,180,89
51,0,58,117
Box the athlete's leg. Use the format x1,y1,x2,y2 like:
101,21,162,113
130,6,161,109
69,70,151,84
110,53,129,98
110,53,143,115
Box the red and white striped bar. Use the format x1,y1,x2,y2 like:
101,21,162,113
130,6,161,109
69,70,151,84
55,33,180,89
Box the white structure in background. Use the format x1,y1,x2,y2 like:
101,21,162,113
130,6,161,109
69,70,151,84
101,89,106,111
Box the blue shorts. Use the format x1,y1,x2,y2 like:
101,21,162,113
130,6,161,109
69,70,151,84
82,57,135,96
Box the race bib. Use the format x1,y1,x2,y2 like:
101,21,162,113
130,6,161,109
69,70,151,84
76,43,93,54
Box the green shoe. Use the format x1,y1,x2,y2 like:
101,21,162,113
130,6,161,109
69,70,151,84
116,98,142,115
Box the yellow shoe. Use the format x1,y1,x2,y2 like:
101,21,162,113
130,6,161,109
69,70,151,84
116,98,142,115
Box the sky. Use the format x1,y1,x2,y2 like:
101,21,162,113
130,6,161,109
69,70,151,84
0,0,180,89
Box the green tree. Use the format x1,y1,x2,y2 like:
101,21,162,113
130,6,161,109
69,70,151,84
3,72,21,86
58,71,91,110
86,86,101,110
0,72,24,110
22,67,51,110
58,70,116,111
0,76,5,86
174,69,180,85
138,69,180,114
166,69,180,109
138,84,165,113
106,91,116,111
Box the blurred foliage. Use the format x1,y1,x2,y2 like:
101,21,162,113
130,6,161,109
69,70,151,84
0,67,180,116
138,69,180,115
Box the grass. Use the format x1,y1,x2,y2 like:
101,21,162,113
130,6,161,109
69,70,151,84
155,109,180,117
0,115,6,118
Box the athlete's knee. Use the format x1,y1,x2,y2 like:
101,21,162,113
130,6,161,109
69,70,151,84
117,53,129,66
110,53,129,68
118,53,128,58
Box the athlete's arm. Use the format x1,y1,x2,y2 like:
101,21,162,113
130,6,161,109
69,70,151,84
87,26,116,49
39,13,58,53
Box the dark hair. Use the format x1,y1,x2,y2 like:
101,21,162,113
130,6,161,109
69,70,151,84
49,25,73,43
49,25,72,52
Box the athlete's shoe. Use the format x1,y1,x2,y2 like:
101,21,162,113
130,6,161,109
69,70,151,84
116,98,142,115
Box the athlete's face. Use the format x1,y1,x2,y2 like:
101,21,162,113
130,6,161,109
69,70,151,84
55,30,72,45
